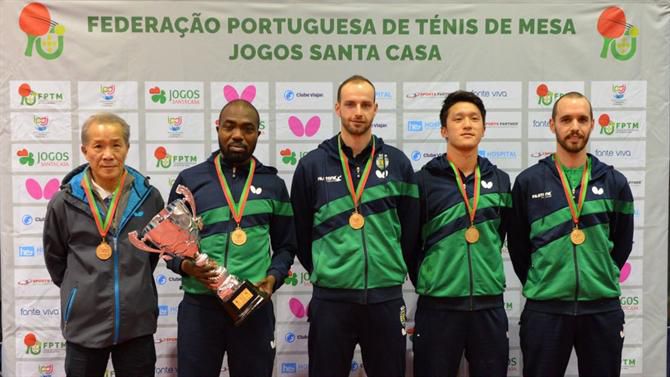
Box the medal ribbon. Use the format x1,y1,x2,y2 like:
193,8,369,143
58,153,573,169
554,155,591,227
338,136,375,211
81,169,127,239
447,158,481,226
215,154,256,226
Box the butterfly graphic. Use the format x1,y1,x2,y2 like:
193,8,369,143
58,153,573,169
223,85,256,102
288,115,320,137
592,186,604,195
619,262,632,283
250,185,263,195
25,178,60,200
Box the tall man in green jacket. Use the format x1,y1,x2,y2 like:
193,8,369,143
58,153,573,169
291,75,420,377
508,92,634,376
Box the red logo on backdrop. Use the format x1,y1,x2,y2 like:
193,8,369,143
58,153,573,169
19,3,65,60
597,6,638,61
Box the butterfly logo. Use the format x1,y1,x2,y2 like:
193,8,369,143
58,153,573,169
223,85,256,102
288,297,306,319
250,185,262,195
619,262,632,283
592,186,604,195
25,178,60,200
288,116,320,137
375,170,389,179
481,180,493,189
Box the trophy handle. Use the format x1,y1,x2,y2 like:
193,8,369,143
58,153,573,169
176,184,197,215
128,231,163,254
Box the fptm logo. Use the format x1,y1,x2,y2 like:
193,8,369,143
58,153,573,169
18,83,64,106
598,113,639,135
24,332,41,355
154,146,197,169
535,84,564,107
597,6,638,61
19,2,65,60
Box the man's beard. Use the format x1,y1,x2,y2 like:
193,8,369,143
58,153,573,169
557,131,589,153
342,119,372,136
220,142,253,164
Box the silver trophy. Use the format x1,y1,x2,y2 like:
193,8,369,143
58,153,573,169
128,184,267,325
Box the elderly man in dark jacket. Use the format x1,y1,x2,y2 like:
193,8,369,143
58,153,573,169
43,112,164,377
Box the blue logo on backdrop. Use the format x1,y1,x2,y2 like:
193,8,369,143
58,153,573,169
19,245,36,257
285,332,296,343
407,120,423,132
284,90,295,102
281,363,297,373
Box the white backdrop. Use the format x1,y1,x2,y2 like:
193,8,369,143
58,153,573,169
1,1,668,376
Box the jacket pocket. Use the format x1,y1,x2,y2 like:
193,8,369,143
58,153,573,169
63,287,78,322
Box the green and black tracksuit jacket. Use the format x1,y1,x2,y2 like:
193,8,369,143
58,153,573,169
291,134,420,303
508,154,634,315
412,155,512,310
166,152,296,294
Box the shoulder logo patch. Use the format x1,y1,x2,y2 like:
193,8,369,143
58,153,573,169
531,191,552,199
317,175,342,183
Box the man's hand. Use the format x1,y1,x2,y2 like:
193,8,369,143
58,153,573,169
181,259,220,288
255,275,276,298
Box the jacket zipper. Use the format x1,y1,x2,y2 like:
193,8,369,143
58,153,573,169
467,242,474,311
362,229,369,304
573,243,580,315
113,236,121,344
225,166,237,267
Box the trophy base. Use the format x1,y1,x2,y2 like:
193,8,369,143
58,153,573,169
221,280,269,327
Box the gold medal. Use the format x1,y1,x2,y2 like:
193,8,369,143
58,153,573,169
465,226,480,244
96,240,112,260
231,227,247,246
349,212,365,229
570,228,585,245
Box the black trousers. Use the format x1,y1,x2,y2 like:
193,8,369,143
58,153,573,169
520,307,625,377
65,334,156,377
307,297,407,377
177,293,276,377
413,304,509,377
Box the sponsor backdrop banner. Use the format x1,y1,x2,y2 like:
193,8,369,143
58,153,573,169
1,1,667,376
